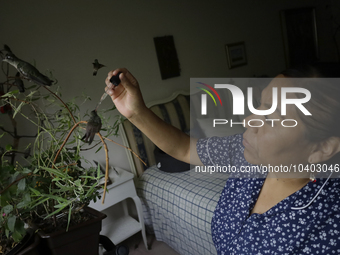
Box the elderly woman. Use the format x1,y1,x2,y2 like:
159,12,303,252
105,65,340,254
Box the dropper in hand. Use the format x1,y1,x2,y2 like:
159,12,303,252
95,72,122,111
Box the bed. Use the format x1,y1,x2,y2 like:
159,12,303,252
119,88,250,255
136,166,228,254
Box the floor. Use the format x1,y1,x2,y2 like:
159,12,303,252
120,232,180,255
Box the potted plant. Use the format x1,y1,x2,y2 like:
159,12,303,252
0,45,142,255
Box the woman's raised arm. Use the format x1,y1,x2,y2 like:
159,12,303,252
105,68,202,166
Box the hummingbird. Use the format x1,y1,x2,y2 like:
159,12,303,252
82,110,102,145
1,45,53,86
14,72,25,93
92,59,105,76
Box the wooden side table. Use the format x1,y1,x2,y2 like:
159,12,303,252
89,167,148,250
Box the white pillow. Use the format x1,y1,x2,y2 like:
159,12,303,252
196,118,245,138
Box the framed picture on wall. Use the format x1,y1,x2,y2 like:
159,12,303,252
281,7,319,68
154,35,181,80
225,42,247,69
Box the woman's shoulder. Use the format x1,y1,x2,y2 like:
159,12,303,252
300,177,340,217
325,177,340,207
196,133,246,167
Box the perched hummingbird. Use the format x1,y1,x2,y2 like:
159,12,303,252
92,59,105,76
1,46,53,86
82,110,102,145
14,72,25,93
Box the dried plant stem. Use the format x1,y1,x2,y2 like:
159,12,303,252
42,86,76,124
1,96,31,104
79,141,101,151
74,204,86,214
43,82,145,168
102,136,147,167
52,121,110,205
7,112,18,165
51,120,83,226
51,121,83,226
98,133,109,204
41,85,145,167
57,162,77,169
52,121,86,165
0,173,34,195
77,126,147,167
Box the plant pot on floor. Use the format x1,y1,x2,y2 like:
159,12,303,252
16,234,41,255
6,229,40,255
34,207,106,255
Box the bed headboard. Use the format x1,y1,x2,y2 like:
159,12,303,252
119,90,191,177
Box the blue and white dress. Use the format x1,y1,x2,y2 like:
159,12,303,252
196,134,340,254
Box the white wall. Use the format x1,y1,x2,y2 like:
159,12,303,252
0,0,336,171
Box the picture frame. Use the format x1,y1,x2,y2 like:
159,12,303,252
280,7,319,68
154,35,181,80
225,41,247,69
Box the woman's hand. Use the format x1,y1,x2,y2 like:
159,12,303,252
105,68,147,119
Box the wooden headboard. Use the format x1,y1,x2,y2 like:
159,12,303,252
119,90,190,177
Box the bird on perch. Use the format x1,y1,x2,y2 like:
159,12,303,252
1,44,53,86
82,110,102,145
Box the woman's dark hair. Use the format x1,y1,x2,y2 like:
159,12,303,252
280,62,340,142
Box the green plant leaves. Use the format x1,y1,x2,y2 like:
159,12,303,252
1,90,19,98
11,221,25,242
67,205,72,231
0,74,119,242
17,201,26,209
42,194,68,202
39,166,69,179
85,182,98,197
30,197,49,208
45,201,71,219
53,200,72,209
17,192,32,208
95,146,102,153
17,178,26,191
5,144,12,151
7,215,16,232
29,187,41,196
2,205,13,215
13,101,25,118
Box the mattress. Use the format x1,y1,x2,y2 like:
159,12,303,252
136,166,229,255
